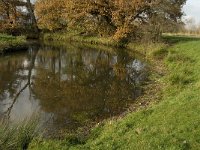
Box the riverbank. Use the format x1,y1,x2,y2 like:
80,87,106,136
27,35,200,149
43,32,167,57
0,34,27,54
42,32,121,46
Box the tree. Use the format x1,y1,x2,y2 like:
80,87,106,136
0,0,38,35
35,0,67,31
64,0,186,43
0,0,20,32
26,0,39,33
65,0,153,42
147,0,186,39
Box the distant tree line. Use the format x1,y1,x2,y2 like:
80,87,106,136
0,0,186,42
179,17,200,35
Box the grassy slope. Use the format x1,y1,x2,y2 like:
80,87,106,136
29,36,200,150
0,34,26,53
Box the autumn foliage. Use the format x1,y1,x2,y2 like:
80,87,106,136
0,0,38,35
43,0,185,43
0,0,186,43
35,0,67,31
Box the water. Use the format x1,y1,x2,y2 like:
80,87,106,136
0,42,148,136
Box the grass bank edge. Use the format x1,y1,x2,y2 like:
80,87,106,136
0,34,27,53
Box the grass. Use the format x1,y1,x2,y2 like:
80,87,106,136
27,36,200,149
163,33,200,38
43,32,169,55
128,41,167,58
0,34,27,53
0,116,39,150
42,32,119,46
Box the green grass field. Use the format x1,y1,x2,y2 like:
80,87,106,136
28,36,200,150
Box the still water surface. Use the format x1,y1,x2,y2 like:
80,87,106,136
0,43,148,135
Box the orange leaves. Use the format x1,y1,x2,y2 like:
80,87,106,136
63,0,153,42
110,0,150,42
34,0,186,43
0,0,23,32
35,0,67,30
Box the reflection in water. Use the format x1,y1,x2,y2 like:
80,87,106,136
0,43,148,136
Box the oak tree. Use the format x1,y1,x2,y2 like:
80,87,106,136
64,0,186,43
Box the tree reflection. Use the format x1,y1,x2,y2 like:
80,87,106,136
31,45,147,131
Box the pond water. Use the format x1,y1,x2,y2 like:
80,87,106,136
0,43,148,136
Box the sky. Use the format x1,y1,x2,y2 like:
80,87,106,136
183,0,200,24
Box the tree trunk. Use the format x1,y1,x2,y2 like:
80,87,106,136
26,0,39,34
